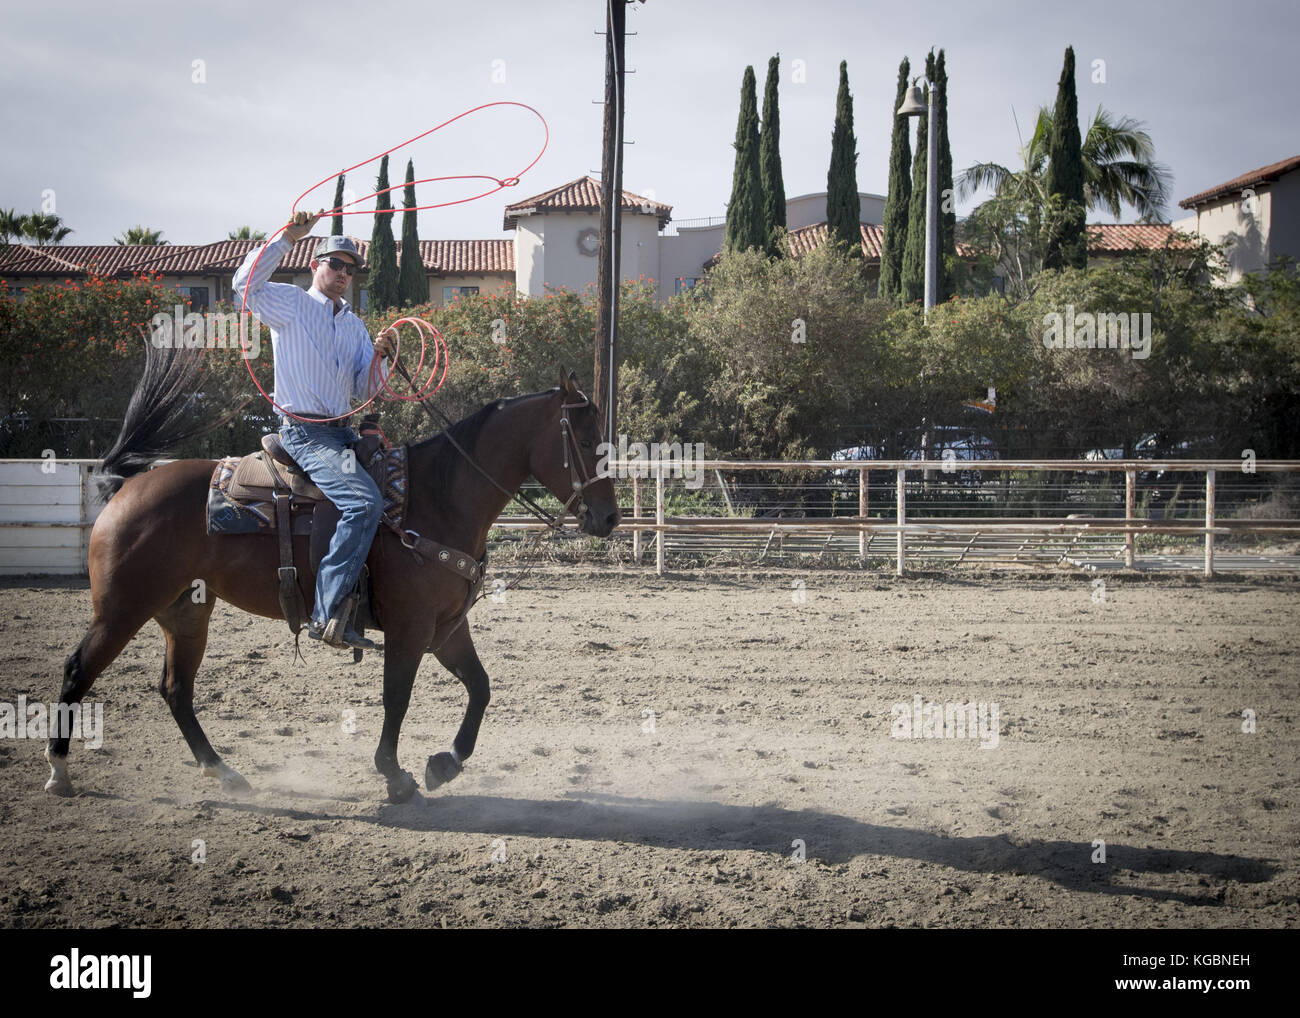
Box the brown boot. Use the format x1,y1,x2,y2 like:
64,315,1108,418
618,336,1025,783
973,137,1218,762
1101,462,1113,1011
311,595,374,650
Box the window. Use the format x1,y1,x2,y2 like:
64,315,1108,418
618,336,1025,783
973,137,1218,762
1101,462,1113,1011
178,286,210,311
442,285,479,303
674,277,698,295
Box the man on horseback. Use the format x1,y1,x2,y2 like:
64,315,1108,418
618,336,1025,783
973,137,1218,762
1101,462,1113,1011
233,210,397,651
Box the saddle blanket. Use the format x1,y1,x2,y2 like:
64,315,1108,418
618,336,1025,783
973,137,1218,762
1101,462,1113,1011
207,445,409,536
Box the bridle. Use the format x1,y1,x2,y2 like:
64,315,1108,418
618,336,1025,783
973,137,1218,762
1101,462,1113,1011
558,389,608,529
394,364,605,534
391,381,612,620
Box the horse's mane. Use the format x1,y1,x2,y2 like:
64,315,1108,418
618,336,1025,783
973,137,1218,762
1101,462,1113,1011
409,388,558,494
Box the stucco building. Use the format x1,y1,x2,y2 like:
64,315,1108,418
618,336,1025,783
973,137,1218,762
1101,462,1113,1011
1173,154,1300,283
1,172,1222,304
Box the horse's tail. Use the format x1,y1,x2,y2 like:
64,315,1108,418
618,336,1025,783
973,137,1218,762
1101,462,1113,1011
94,335,220,502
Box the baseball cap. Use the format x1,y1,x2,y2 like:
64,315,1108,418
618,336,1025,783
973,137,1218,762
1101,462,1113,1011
314,236,365,268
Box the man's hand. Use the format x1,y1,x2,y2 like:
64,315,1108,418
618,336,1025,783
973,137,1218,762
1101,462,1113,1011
374,326,397,361
283,209,323,243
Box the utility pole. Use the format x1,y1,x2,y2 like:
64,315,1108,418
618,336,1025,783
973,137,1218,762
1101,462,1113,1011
593,0,627,441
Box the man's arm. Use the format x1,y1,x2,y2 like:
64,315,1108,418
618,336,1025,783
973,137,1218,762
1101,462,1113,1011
231,237,298,327
231,211,321,327
351,325,395,399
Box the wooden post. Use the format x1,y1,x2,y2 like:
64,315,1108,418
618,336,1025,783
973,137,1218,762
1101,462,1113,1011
655,467,665,576
632,473,642,563
592,0,627,440
715,470,734,515
858,467,868,560
896,467,906,577
1125,469,1136,568
79,463,92,576
1205,468,1215,577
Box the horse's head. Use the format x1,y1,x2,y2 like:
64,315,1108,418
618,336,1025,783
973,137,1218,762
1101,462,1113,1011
528,370,621,538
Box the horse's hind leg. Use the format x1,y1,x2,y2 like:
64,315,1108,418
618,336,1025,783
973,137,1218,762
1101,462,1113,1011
154,593,250,795
46,606,155,796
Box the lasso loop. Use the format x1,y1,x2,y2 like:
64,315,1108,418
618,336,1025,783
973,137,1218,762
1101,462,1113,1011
239,101,548,423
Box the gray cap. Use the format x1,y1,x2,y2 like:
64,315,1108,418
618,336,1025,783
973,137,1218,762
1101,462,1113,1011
313,235,364,268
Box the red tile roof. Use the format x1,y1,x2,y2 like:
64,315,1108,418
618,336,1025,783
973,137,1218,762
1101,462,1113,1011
503,175,673,229
419,239,513,274
704,221,1166,269
1086,223,1194,252
0,244,145,276
785,221,885,259
1178,155,1300,209
0,236,513,278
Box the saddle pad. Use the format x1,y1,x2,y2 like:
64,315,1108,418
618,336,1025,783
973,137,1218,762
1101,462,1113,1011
207,445,409,537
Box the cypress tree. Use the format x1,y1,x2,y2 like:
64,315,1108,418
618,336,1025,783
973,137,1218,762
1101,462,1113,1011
760,54,787,256
1043,46,1087,270
725,66,766,254
398,159,427,307
935,50,956,300
878,57,912,303
826,60,861,255
900,52,934,304
331,172,345,236
368,155,399,311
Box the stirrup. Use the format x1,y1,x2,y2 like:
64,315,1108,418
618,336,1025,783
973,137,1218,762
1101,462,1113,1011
310,619,374,650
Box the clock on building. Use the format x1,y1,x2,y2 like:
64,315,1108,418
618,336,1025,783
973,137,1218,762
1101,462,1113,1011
576,227,599,256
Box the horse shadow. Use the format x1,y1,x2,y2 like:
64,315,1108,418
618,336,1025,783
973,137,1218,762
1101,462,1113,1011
214,789,1279,906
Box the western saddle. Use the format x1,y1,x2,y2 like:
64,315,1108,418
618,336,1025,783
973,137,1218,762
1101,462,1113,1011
207,414,485,661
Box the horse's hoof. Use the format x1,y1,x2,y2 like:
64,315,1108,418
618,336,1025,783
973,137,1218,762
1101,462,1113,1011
44,748,74,796
387,770,418,804
203,762,253,796
221,772,253,796
44,775,75,797
425,752,463,791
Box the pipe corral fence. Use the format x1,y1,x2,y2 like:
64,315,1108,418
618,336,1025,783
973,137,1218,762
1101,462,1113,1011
494,458,1300,577
2,458,1298,578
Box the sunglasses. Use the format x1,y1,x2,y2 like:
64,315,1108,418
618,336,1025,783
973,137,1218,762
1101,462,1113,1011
318,256,357,275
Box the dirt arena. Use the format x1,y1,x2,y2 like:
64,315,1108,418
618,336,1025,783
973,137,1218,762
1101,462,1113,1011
1,569,1296,929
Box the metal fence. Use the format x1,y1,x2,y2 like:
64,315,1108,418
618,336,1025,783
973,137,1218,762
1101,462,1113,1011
2,457,1297,577
489,459,1300,577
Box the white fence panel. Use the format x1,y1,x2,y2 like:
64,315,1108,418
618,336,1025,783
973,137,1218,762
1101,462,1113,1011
0,460,108,575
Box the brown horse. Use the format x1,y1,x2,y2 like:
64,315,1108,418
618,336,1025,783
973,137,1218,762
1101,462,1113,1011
44,340,620,803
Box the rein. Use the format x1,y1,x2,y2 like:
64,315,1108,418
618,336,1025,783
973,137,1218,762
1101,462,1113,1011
391,371,608,628
393,363,603,533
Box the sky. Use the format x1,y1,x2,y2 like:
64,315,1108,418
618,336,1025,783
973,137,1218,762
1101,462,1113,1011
2,0,1297,246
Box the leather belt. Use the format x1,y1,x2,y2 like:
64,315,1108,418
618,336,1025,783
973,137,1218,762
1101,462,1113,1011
286,412,351,427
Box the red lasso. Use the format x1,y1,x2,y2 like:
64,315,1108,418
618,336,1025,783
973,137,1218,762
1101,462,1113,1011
239,101,549,423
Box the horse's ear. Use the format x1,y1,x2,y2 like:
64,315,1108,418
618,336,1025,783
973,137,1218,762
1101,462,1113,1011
557,367,569,392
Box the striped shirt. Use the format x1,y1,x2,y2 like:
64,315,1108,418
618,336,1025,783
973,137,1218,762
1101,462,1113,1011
232,236,388,418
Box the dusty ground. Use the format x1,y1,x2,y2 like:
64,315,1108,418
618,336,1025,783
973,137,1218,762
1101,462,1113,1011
0,568,1296,929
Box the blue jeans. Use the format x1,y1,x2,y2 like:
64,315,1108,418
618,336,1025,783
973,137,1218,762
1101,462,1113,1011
278,421,383,627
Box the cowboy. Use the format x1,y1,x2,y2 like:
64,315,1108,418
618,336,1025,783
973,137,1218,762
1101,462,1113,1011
233,210,397,650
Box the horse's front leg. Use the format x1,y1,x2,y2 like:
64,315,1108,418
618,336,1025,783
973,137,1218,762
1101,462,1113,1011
425,621,490,792
374,626,429,804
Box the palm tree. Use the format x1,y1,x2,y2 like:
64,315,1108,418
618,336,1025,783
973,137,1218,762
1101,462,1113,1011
19,212,74,246
958,105,1172,221
0,208,21,249
114,226,168,245
227,225,266,241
